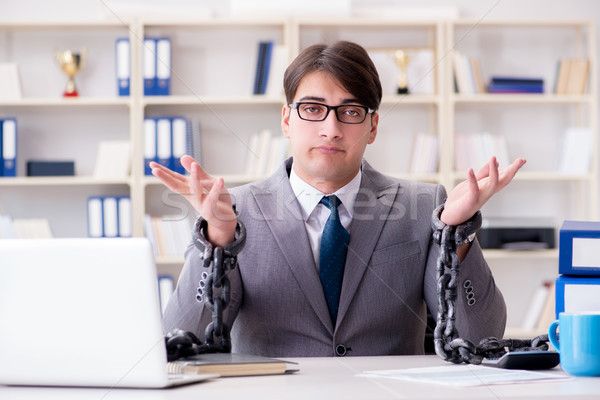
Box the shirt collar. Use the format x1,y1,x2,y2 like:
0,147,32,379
289,163,361,220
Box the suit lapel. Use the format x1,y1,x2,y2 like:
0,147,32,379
335,162,398,328
249,161,334,334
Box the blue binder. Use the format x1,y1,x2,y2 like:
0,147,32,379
143,38,157,96
559,220,600,276
1,118,17,177
102,196,119,238
144,117,157,176
555,275,600,315
253,41,267,95
155,37,171,96
87,196,104,238
260,41,274,95
0,119,3,176
156,117,172,168
116,196,132,238
170,116,189,174
115,38,130,96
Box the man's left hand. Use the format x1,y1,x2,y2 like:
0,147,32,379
441,157,526,226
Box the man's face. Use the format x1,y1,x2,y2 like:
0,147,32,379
281,71,378,193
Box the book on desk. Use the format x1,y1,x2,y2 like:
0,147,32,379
167,352,297,377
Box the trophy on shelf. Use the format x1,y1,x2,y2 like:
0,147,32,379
394,49,410,95
55,48,86,97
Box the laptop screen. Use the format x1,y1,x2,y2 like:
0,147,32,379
0,238,173,388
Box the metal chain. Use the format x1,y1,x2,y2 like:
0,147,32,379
432,208,550,365
196,246,235,352
165,216,246,361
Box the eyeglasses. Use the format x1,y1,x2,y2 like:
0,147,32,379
289,102,375,124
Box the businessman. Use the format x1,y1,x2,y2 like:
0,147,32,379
152,41,526,357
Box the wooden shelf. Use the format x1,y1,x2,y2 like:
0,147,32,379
482,249,559,260
143,174,257,187
0,97,131,107
143,95,285,106
0,176,131,187
451,94,594,104
452,171,595,182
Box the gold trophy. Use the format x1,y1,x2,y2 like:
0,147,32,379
55,48,86,97
394,49,410,94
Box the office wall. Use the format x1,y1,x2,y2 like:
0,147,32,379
1,0,600,25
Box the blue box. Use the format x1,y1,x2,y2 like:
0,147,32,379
559,220,600,276
555,275,600,315
26,161,75,176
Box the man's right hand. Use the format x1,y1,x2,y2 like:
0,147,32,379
150,155,237,247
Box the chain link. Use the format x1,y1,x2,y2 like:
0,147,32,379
165,216,246,361
432,205,550,364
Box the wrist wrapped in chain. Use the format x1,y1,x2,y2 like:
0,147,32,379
165,215,246,361
431,203,549,364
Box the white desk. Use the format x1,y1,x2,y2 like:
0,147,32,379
1,355,600,400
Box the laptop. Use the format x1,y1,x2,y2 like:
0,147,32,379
0,237,216,388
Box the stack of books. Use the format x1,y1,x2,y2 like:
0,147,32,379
555,221,600,316
244,129,290,178
0,215,53,238
452,51,484,94
454,132,510,171
487,76,544,94
143,214,192,258
408,133,439,174
554,58,590,95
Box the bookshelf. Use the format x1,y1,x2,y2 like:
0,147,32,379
447,19,597,337
0,17,596,336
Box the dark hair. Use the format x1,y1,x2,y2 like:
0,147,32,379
283,41,382,111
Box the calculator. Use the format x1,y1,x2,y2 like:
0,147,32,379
481,351,560,370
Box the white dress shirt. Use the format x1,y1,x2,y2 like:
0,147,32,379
289,164,361,269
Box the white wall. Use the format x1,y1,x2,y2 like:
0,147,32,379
1,0,600,23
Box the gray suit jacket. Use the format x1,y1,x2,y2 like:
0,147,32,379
163,158,506,357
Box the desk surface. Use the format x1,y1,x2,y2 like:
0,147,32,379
1,355,600,400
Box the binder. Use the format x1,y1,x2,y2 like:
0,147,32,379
0,120,3,176
171,117,188,174
144,117,157,175
555,275,600,315
155,37,171,96
559,220,600,276
115,38,130,96
260,41,274,95
87,197,104,238
117,196,132,238
1,118,17,177
102,196,119,238
253,41,267,95
156,117,172,168
143,38,157,95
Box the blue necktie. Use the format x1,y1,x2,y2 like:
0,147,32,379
319,195,350,323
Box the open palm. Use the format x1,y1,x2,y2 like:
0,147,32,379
150,155,237,247
440,157,526,226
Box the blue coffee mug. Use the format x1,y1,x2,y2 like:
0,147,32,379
548,312,600,376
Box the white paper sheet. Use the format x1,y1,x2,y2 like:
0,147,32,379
359,365,572,387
